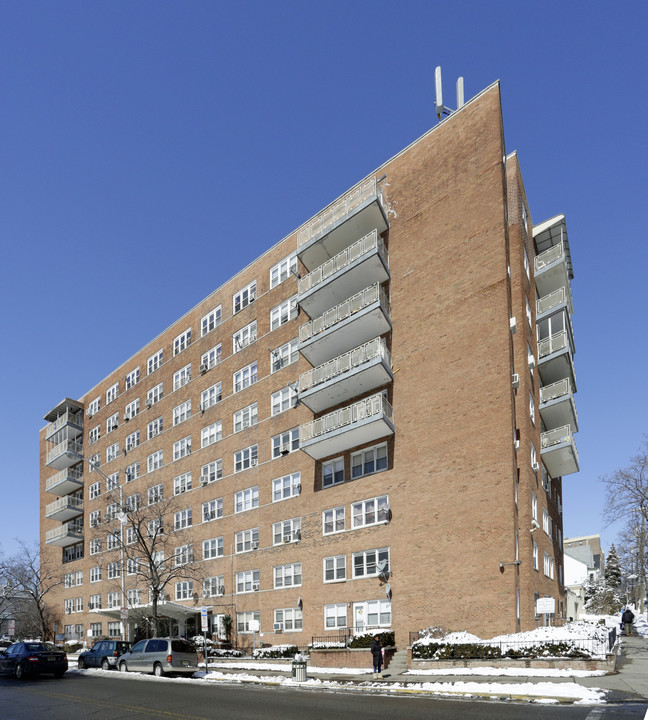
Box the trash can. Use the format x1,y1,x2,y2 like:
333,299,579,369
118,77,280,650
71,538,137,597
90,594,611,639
291,660,307,682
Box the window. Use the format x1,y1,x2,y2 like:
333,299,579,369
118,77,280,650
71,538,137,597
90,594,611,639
201,421,222,448
203,576,225,597
173,436,192,461
201,306,222,337
64,572,75,589
522,203,529,234
237,611,260,633
235,528,259,553
355,599,392,629
533,542,539,571
532,492,538,521
529,392,535,425
274,608,302,631
202,537,223,560
90,538,101,555
175,581,194,600
273,517,301,545
235,486,259,513
107,471,119,491
89,481,101,500
270,296,298,331
236,569,260,594
270,253,297,289
125,367,140,390
173,364,191,391
543,508,552,536
272,472,301,502
174,472,192,495
106,442,119,463
526,296,532,328
106,502,119,521
90,566,102,583
106,532,120,550
148,483,164,505
234,444,258,472
147,382,163,407
274,563,301,588
147,349,163,375
174,508,192,530
88,397,100,416
126,527,137,544
125,400,140,422
323,458,344,487
352,495,389,528
89,510,101,527
89,595,102,611
201,344,222,370
233,280,256,314
201,383,222,411
544,553,555,579
233,362,258,393
88,453,100,472
234,403,257,433
108,621,120,637
200,460,222,484
125,461,140,482
147,416,163,440
233,321,257,354
147,450,163,473
90,622,102,638
106,412,119,433
323,507,345,535
270,338,298,373
202,498,223,522
107,562,121,580
173,328,191,356
125,492,140,511
88,425,100,445
174,544,194,566
353,548,390,578
127,589,142,606
173,400,192,426
125,429,140,451
127,558,140,575
324,556,346,583
64,599,74,615
324,603,347,629
524,246,530,280
106,382,119,404
271,428,299,458
148,519,163,537
351,443,388,479
271,386,297,416
75,597,83,613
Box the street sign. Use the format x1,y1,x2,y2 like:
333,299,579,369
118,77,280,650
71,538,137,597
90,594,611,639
536,597,556,614
120,606,129,620
8,620,15,635
201,606,208,632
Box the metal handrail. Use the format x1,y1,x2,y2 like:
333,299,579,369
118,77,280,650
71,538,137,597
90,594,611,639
46,466,84,492
45,496,83,516
537,330,568,359
540,378,571,404
45,410,84,438
300,393,393,443
541,424,574,449
534,241,564,273
537,287,569,316
45,521,84,543
46,439,83,464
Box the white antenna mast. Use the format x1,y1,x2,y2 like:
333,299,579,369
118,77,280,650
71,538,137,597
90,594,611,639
435,66,466,121
456,77,464,109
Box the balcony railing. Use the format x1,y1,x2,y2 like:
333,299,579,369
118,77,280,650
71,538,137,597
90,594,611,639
46,438,83,465
45,495,83,518
297,177,379,248
46,466,83,493
299,283,389,343
537,286,572,316
298,230,385,295
541,424,577,450
300,393,393,443
534,241,564,273
540,378,573,404
45,521,84,544
45,409,84,439
299,338,391,393
538,330,569,359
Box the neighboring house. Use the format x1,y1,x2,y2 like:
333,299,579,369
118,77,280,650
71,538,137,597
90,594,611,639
563,554,589,620
0,585,32,638
564,535,605,576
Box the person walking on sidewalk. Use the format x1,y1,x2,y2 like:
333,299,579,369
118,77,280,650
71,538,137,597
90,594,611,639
622,607,635,636
371,635,383,679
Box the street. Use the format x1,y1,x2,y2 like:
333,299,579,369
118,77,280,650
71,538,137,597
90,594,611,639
1,671,646,720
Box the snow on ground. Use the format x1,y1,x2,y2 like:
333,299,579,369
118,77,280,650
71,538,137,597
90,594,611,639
405,666,607,678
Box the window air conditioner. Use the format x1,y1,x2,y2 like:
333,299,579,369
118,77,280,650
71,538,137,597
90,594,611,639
293,529,301,540
146,399,152,408
200,475,209,486
509,316,517,334
242,420,249,429
273,622,283,632
532,461,540,472
124,416,130,423
252,540,259,550
511,373,520,390
251,459,258,467
528,356,536,370
280,443,289,455
513,439,520,451
252,582,260,591
200,364,208,374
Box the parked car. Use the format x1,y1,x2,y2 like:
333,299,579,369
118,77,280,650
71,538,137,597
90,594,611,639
0,639,12,652
0,642,68,679
117,638,198,676
78,640,132,670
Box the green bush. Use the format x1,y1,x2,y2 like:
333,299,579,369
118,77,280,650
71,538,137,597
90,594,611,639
252,645,299,659
412,640,592,660
348,631,395,649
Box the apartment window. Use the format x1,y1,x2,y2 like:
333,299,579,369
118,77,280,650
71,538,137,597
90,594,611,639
88,453,100,472
148,483,164,505
106,412,119,433
270,253,297,289
234,444,258,472
90,622,102,638
351,443,388,479
237,610,260,633
272,472,301,502
273,517,301,545
106,382,119,405
200,460,222,484
107,562,121,580
201,344,222,370
174,472,192,495
323,458,344,487
324,603,347,629
524,246,530,279
89,510,101,527
202,537,223,560
106,442,119,463
173,400,192,426
174,509,192,530
75,597,83,613
174,544,194,566
125,493,140,511
203,576,225,598
89,595,102,611
201,421,222,448
353,548,390,578
323,507,345,535
235,528,259,553
526,296,532,328
533,542,539,571
529,392,535,425
352,495,389,528
64,599,74,615
148,519,163,538
234,403,257,433
270,338,298,373
107,621,120,637
543,508,551,535
175,581,194,600
147,349,163,375
125,461,140,483
89,481,101,500
202,498,223,523
125,367,140,390
106,502,119,521
106,532,120,550
126,527,137,544
147,382,163,407
125,429,140,451
232,321,257,354
233,362,258,393
173,363,191,391
127,557,140,575
64,573,75,589
275,608,302,631
173,436,191,464
127,589,142,606
274,563,301,589
355,599,392,629
271,428,299,458
201,383,222,411
532,492,538,521
235,486,259,513
233,280,256,314
544,553,555,579
270,296,298,331
324,556,346,583
201,306,222,337
90,539,101,555
90,566,102,583
147,416,163,440
88,397,100,416
173,328,191,356
236,569,260,594
528,343,536,370
147,449,163,473
88,425,100,445
271,386,297,416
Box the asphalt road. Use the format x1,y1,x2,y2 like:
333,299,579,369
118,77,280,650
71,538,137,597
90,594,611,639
0,671,646,720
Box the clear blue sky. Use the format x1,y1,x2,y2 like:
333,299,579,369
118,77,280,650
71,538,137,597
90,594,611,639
1,1,646,558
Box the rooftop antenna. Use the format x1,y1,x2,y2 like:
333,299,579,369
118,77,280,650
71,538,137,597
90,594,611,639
456,76,464,109
435,66,465,121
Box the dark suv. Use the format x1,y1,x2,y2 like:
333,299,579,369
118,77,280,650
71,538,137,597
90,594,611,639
78,640,132,670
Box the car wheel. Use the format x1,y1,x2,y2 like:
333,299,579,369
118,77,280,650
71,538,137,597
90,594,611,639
153,663,164,677
101,659,111,671
15,663,26,680
77,657,86,670
119,662,128,673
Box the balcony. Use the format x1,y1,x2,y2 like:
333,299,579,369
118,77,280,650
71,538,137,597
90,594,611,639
45,438,83,470
298,283,391,366
299,338,393,414
45,495,83,521
533,239,572,300
536,285,573,319
541,424,579,477
45,521,84,547
537,330,576,389
300,392,394,460
45,408,84,442
46,466,83,496
539,378,578,432
297,177,389,271
298,230,390,318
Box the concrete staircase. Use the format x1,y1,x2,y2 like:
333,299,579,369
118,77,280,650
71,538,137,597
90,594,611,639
386,649,409,677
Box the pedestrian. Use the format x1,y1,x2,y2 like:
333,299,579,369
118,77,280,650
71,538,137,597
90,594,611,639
371,634,383,679
622,607,635,636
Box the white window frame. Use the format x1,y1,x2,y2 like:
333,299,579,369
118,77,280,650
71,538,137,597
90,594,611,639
273,563,302,589
234,403,258,433
274,607,302,632
201,344,222,370
174,508,192,530
324,555,346,583
173,400,192,426
106,412,119,433
106,382,119,405
125,429,140,452
201,306,222,337
125,367,140,390
323,507,345,535
173,472,192,495
87,397,100,416
173,363,191,391
270,252,297,289
203,576,225,598
147,449,163,473
352,495,389,528
237,610,260,633
173,436,192,461
324,603,347,629
232,321,257,354
533,541,539,571
233,280,256,314
271,428,299,458
270,296,298,331
351,443,388,480
147,349,163,375
352,547,390,578
271,386,297,416
201,382,222,411
235,486,259,513
236,569,260,594
106,442,119,463
148,483,164,505
202,498,223,523
235,528,259,553
125,461,140,483
89,481,101,500
233,362,258,393
147,382,163,407
175,580,194,600
200,460,222,485
272,472,301,502
202,537,224,560
323,458,344,487
173,328,192,356
234,444,258,472
201,421,222,448
273,517,301,546
270,338,298,373
147,416,163,440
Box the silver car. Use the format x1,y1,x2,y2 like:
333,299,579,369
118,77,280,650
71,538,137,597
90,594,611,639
117,638,198,677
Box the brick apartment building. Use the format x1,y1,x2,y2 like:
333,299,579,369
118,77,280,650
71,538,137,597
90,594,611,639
40,79,579,646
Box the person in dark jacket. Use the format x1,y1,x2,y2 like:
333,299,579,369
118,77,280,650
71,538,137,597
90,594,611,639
371,635,383,679
622,607,635,635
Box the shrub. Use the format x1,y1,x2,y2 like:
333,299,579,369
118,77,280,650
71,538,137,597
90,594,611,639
348,631,395,649
208,648,243,658
412,640,591,660
252,644,299,659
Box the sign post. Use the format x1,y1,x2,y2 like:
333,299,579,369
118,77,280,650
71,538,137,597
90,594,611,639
201,607,209,673
536,597,556,626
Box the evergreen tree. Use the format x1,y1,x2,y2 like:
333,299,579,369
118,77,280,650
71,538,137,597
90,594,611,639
605,544,622,589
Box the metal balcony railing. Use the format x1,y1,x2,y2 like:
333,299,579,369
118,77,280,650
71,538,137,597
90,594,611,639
537,286,571,316
46,466,83,492
534,241,564,273
45,409,84,438
46,438,83,465
45,496,83,517
299,283,390,343
298,230,385,295
299,338,391,393
45,521,83,543
538,330,569,359
541,424,576,450
540,378,573,404
300,393,393,443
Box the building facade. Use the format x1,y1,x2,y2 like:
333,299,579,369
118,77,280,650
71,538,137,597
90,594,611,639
40,80,579,646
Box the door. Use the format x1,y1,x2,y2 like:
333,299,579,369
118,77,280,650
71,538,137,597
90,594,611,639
127,640,147,670
353,604,365,633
